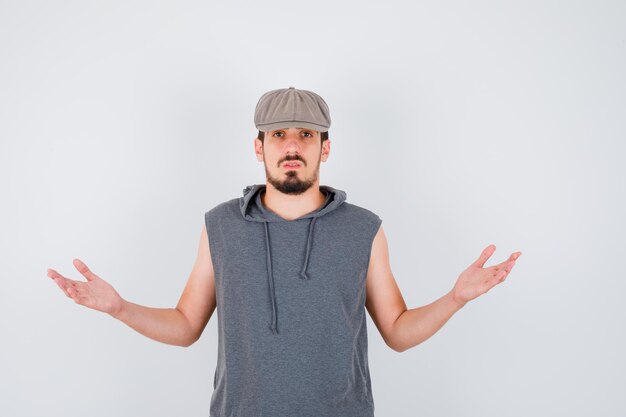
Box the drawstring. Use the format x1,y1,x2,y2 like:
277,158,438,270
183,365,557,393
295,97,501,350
263,217,317,335
263,221,279,335
300,217,317,280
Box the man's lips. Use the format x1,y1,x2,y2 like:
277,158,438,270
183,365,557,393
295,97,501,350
283,162,302,169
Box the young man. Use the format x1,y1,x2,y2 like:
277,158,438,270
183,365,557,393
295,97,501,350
47,86,521,417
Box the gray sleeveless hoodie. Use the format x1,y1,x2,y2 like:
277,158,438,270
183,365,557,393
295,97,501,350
205,184,382,417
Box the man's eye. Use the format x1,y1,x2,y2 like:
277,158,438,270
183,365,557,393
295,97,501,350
273,132,283,137
303,132,312,137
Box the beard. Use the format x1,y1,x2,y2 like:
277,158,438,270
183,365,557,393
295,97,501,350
264,157,320,195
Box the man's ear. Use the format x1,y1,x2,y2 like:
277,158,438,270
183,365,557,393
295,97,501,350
254,138,264,161
321,139,331,162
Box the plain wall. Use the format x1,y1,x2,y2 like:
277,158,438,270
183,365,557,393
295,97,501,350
1,1,624,416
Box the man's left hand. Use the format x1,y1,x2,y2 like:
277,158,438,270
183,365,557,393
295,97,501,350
451,245,522,306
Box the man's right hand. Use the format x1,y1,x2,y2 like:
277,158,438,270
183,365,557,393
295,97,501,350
45,224,216,347
47,259,124,317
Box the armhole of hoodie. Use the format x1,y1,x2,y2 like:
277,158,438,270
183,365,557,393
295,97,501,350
364,215,383,275
204,210,219,274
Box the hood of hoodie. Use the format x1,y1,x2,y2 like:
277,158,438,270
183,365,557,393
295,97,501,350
240,183,346,222
238,183,347,335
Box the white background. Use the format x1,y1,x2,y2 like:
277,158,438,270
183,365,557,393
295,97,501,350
1,1,624,416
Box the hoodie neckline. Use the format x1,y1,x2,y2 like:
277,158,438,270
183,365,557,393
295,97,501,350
238,183,347,335
240,184,346,223
254,188,332,222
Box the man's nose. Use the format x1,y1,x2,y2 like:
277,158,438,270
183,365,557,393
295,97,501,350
282,133,302,152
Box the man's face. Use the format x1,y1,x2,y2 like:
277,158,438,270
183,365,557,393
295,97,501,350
254,127,330,195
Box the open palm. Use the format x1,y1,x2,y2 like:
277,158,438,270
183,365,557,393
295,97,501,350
47,259,123,316
452,244,522,305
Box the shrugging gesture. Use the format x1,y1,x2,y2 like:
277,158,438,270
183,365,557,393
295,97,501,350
47,259,123,316
452,244,522,306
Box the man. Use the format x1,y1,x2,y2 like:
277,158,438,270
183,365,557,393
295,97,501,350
47,86,521,417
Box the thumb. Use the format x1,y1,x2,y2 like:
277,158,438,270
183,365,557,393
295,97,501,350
472,244,496,268
73,258,98,282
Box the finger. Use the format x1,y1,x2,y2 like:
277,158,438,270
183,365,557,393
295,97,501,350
504,260,519,278
494,259,516,272
73,258,98,282
67,286,73,297
472,244,496,268
48,268,87,296
502,252,522,263
495,267,512,283
47,268,77,286
505,263,514,273
48,269,79,294
67,286,81,303
54,278,71,298
500,267,509,279
47,268,68,281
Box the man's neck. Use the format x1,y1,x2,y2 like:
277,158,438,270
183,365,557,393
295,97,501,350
261,184,327,221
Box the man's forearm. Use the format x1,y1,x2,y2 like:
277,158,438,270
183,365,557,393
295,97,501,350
111,300,196,347
390,290,466,352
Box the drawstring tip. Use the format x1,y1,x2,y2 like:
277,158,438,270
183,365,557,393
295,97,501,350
300,271,309,280
269,324,279,335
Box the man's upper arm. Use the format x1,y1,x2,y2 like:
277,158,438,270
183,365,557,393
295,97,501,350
365,225,407,351
176,223,217,344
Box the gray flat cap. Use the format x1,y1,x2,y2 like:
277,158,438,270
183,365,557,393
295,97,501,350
254,86,331,132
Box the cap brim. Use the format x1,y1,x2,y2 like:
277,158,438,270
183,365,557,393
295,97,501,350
256,121,329,133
